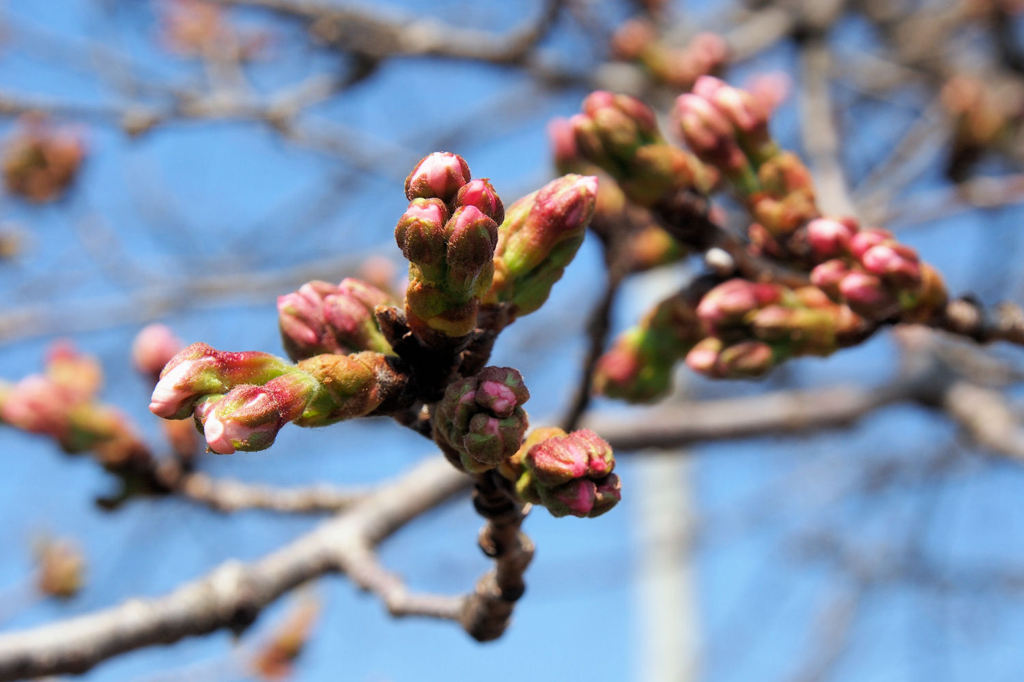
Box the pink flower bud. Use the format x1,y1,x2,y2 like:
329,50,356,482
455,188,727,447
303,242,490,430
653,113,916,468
455,178,505,224
810,259,852,298
132,324,183,380
716,340,775,378
848,227,894,260
496,174,597,280
673,93,749,177
692,76,768,135
45,342,102,401
394,198,449,270
548,117,580,170
195,373,312,454
806,217,858,260
685,337,723,375
404,152,471,202
0,374,71,437
860,243,921,287
839,271,898,319
444,205,499,296
696,279,780,332
150,343,292,419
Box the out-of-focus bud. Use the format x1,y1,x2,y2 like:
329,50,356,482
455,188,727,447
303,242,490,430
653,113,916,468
250,597,321,681
859,243,921,287
2,116,86,203
696,279,781,333
45,342,102,401
595,289,705,402
745,72,791,116
848,227,894,260
839,271,899,319
610,19,656,60
433,367,530,473
35,538,85,600
0,374,72,437
674,93,755,191
404,152,471,202
549,117,581,172
806,217,858,260
810,259,852,298
489,174,597,316
455,179,505,224
510,427,620,518
132,324,184,381
685,336,723,375
150,343,293,419
716,340,776,378
692,76,775,163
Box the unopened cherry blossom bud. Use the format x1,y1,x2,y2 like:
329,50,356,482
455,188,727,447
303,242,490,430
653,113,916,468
132,324,183,381
839,271,899,319
692,76,775,163
516,428,620,518
848,227,894,260
404,152,470,202
455,178,505,224
810,259,852,298
444,205,498,297
489,174,597,316
150,343,293,419
195,372,314,454
46,342,102,401
35,538,85,600
715,340,775,378
696,278,781,333
807,217,858,260
685,336,723,375
321,278,393,354
433,367,530,473
860,243,921,287
395,198,449,276
673,93,753,189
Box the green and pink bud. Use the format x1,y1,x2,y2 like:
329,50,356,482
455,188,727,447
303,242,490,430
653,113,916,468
443,205,498,297
806,217,858,260
810,259,852,298
691,76,776,164
696,279,781,333
150,343,293,419
194,372,314,454
132,324,183,381
859,243,921,288
839,271,899,319
278,278,393,361
395,198,449,277
45,342,102,402
455,179,505,224
488,174,597,316
433,367,530,473
511,427,620,518
404,152,470,202
673,93,754,190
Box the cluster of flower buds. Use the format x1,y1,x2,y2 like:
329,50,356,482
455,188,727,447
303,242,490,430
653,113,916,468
34,537,86,600
594,288,705,402
611,20,728,89
485,174,599,316
150,343,406,454
277,278,394,361
673,76,779,193
807,218,948,322
395,152,502,338
569,91,717,207
499,427,620,518
0,343,150,468
684,279,869,379
432,367,530,473
250,597,321,681
2,116,85,203
549,118,686,272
